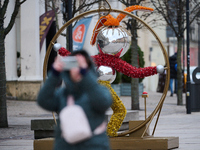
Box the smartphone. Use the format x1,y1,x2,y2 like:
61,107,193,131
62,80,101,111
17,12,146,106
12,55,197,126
61,56,78,70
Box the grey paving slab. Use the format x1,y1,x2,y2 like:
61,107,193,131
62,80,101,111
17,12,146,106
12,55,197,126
0,140,33,150
0,146,33,150
0,140,33,146
0,91,199,150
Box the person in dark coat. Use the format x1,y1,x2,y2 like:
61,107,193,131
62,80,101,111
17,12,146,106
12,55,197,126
169,52,177,96
37,50,112,150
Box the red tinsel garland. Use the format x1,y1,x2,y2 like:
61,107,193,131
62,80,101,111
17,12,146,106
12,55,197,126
58,47,71,56
57,47,157,78
92,54,157,78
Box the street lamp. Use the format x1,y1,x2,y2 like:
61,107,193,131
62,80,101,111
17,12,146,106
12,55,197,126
67,0,72,52
186,0,191,114
61,0,73,52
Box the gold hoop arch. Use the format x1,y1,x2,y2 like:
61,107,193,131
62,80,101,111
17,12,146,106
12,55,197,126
43,8,170,137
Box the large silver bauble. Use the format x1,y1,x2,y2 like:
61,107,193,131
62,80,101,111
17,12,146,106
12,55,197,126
96,27,130,57
97,66,116,83
53,43,62,52
156,65,164,73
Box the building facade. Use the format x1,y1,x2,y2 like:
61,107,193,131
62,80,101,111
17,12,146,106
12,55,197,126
5,0,198,100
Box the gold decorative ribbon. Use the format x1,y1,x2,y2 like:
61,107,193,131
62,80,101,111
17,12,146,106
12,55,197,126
98,80,127,137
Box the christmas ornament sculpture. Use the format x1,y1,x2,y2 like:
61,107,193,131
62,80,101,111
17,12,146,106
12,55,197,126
43,3,170,139
53,5,165,137
90,5,160,136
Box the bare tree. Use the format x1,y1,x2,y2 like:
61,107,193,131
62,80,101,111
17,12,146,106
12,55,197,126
151,0,200,105
118,0,155,110
44,0,103,49
0,0,27,128
44,0,103,27
61,0,102,22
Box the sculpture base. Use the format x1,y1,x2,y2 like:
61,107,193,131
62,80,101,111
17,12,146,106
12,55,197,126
33,136,179,150
110,136,179,150
34,138,54,150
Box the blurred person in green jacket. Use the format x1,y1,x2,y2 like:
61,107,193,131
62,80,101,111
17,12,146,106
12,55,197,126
37,50,112,150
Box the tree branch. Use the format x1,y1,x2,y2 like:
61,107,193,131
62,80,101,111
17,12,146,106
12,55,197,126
151,0,179,36
1,0,9,18
75,0,99,13
4,0,27,36
20,0,27,5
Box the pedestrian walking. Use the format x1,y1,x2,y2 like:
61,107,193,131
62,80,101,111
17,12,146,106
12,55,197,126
169,52,177,96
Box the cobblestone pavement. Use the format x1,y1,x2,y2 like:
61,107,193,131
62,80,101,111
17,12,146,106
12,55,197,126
0,91,200,150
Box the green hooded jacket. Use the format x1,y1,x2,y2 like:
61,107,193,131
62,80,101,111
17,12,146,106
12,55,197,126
37,67,112,150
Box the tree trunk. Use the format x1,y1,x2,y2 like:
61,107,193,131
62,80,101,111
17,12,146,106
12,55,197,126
131,20,139,110
177,36,183,105
131,43,139,110
0,28,8,128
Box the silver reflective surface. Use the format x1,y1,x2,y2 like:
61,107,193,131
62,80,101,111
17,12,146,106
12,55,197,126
97,66,116,83
96,27,130,57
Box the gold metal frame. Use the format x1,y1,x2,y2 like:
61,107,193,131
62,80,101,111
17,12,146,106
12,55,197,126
43,8,170,137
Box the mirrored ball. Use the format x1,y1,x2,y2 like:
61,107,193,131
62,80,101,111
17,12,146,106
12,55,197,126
96,27,130,57
97,66,116,83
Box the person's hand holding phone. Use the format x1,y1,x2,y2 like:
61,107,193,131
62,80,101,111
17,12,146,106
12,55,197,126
70,55,88,82
53,54,88,82
76,54,88,69
53,56,64,72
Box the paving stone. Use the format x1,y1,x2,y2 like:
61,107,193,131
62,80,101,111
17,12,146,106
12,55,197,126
0,91,199,150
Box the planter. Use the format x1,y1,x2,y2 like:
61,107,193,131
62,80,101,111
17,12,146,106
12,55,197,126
121,83,144,96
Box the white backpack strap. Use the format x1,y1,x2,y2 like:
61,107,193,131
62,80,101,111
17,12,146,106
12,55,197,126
93,121,107,135
67,95,75,106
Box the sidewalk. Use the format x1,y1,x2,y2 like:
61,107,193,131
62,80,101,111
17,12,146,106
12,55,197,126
0,91,199,150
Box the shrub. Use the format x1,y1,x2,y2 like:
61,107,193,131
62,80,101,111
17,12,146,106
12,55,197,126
121,45,145,83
